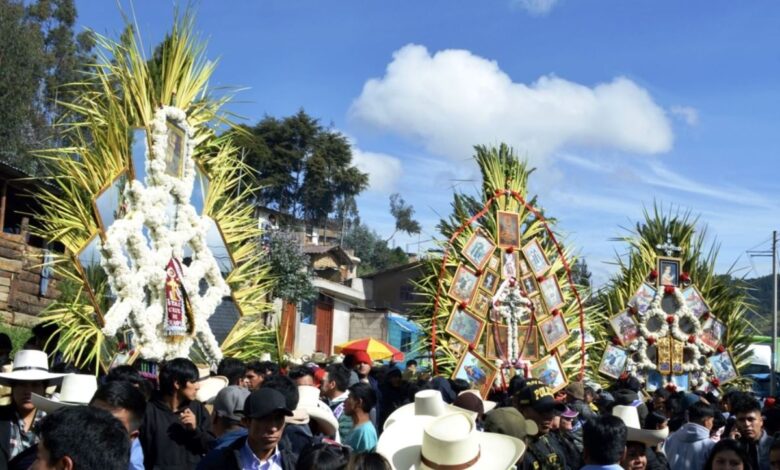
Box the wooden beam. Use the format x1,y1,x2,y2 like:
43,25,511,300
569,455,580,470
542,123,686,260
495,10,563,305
0,180,6,232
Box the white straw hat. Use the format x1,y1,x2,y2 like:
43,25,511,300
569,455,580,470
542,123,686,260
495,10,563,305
297,385,339,439
32,374,97,413
377,411,526,470
196,376,229,404
0,350,65,384
384,389,477,430
612,405,669,445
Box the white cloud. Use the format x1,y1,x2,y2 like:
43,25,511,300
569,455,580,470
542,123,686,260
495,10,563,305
350,44,674,165
510,0,559,16
352,148,403,193
669,105,699,126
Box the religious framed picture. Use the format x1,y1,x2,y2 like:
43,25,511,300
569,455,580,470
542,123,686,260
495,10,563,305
518,326,540,361
462,231,496,271
109,349,140,370
671,373,690,392
657,257,681,287
485,324,508,360
452,350,498,397
522,238,551,277
539,277,565,311
598,344,628,379
501,250,518,279
681,286,710,318
446,306,486,346
609,310,639,345
497,211,520,249
645,370,664,392
448,264,480,304
487,255,500,272
531,295,548,321
521,275,539,297
519,258,531,276
165,119,187,179
701,316,726,349
530,353,568,393
470,290,492,318
709,351,738,384
479,269,500,295
538,314,570,351
628,283,656,315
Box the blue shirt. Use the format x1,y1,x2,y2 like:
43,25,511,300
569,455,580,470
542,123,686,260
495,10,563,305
239,440,283,470
581,465,624,470
345,422,378,453
129,439,144,470
213,428,248,451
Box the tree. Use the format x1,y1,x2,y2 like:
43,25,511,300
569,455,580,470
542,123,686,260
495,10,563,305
343,223,408,276
387,193,421,243
266,231,317,303
236,110,368,226
571,258,592,289
0,0,94,173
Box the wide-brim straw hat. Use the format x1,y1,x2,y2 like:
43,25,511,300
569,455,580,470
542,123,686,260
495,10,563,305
612,405,668,445
377,411,526,470
0,350,65,385
296,385,339,438
196,376,229,404
384,389,477,430
32,374,97,413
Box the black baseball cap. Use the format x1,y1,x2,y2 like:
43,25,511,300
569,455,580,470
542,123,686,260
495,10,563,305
516,384,567,413
243,388,293,419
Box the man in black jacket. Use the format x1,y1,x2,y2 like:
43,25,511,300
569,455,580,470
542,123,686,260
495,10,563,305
197,388,297,470
139,358,214,469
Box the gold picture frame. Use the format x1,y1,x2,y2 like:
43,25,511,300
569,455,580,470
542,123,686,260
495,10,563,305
497,211,520,249
445,306,486,346
538,314,570,352
462,230,497,271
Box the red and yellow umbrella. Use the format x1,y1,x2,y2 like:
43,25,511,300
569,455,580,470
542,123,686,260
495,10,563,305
335,337,404,362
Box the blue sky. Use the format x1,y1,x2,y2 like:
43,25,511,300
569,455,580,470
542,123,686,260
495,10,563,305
75,0,780,285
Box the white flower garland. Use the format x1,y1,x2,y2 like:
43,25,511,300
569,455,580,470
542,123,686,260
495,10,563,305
631,284,715,384
100,106,231,364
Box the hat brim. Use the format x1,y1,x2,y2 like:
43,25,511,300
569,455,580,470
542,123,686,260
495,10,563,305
31,393,87,414
303,407,339,438
383,402,477,430
196,376,229,404
378,415,526,470
0,371,65,385
626,427,669,446
534,401,567,414
247,407,294,419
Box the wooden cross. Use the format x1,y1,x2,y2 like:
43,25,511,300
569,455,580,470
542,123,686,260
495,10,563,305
656,233,681,257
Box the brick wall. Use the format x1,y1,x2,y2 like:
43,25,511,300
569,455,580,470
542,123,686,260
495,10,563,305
0,232,60,326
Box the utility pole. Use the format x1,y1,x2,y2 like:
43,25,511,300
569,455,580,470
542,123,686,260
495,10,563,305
773,231,778,396
748,232,778,395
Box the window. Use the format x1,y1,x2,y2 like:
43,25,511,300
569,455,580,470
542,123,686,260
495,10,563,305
299,299,315,325
400,331,413,352
400,284,413,301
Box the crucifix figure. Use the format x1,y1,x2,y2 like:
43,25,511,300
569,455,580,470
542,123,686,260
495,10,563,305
494,280,531,364
656,233,682,257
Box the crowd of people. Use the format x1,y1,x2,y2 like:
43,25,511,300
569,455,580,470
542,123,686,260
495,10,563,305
0,334,778,470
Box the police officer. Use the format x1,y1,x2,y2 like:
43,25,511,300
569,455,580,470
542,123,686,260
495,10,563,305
515,383,569,470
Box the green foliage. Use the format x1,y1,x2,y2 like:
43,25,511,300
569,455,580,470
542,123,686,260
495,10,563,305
591,205,755,389
0,324,32,355
343,223,409,276
0,0,94,173
387,193,421,242
267,231,317,303
234,110,369,225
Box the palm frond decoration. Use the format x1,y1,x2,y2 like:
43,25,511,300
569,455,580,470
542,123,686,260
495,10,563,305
409,144,587,389
30,11,276,370
591,204,754,391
